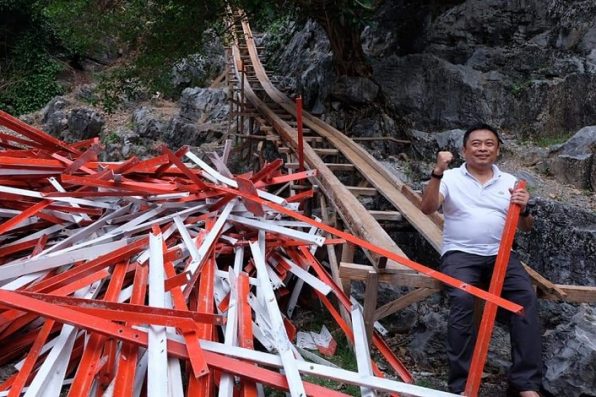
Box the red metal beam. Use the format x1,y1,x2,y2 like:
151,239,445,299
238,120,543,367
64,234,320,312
464,181,527,397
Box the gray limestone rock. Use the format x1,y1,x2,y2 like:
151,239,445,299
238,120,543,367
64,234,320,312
273,19,335,112
170,30,224,92
517,198,596,286
407,128,465,162
132,107,167,140
179,87,228,123
543,305,596,397
330,76,379,105
65,108,104,141
547,126,596,190
42,97,71,136
164,117,201,148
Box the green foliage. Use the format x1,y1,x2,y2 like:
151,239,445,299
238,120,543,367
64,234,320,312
0,24,64,114
510,80,532,97
0,0,64,114
262,14,295,71
88,68,145,114
1,0,231,113
531,131,573,148
132,0,225,96
104,131,120,144
1,0,379,114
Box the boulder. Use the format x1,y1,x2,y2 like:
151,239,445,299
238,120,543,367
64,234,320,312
179,87,228,123
543,305,596,397
170,29,224,92
330,76,379,105
516,198,596,286
164,117,201,148
407,128,465,162
131,107,167,140
65,108,104,141
272,19,335,113
42,97,70,136
546,126,596,190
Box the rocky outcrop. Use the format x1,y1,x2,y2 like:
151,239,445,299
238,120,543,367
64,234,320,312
42,99,105,142
272,20,335,113
171,29,225,93
66,108,104,141
132,107,167,141
517,198,596,286
271,0,596,139
163,87,228,148
407,128,465,162
371,0,596,137
42,97,70,135
546,126,596,190
330,76,379,105
543,305,596,396
178,87,228,123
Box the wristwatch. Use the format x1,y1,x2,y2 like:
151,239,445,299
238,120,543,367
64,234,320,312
520,206,531,217
430,170,443,179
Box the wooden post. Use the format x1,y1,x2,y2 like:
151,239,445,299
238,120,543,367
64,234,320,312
363,270,378,346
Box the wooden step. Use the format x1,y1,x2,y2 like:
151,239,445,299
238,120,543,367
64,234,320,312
286,162,354,171
347,186,378,196
368,210,403,222
278,147,338,156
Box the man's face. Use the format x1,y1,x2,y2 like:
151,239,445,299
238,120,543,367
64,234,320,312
462,129,500,169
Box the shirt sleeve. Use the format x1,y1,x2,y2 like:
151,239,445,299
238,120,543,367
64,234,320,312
439,176,448,199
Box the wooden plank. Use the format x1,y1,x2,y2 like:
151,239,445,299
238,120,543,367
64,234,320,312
375,288,438,321
286,162,354,171
340,262,442,289
278,147,338,156
352,137,410,144
368,211,403,222
542,285,596,303
522,262,567,299
363,271,379,346
346,186,378,196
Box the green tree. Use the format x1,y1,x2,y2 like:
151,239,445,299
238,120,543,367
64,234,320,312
0,0,380,115
239,0,378,77
0,0,64,114
290,0,376,77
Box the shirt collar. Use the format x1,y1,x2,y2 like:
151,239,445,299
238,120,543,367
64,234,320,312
459,163,502,182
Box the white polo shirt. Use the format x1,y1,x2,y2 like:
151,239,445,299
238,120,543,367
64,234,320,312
439,163,517,256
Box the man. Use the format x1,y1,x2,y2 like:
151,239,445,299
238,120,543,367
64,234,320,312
420,124,542,396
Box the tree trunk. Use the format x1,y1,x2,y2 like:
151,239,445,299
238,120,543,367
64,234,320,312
296,1,372,77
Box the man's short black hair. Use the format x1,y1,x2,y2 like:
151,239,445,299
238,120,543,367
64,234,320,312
463,123,503,146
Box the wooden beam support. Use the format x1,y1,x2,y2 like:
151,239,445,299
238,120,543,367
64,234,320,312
340,262,442,289
368,211,403,222
374,288,438,321
363,270,378,346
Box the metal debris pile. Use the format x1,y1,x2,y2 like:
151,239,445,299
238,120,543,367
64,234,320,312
0,110,457,396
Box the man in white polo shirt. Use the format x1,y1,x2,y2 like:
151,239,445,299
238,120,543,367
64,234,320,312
420,124,542,397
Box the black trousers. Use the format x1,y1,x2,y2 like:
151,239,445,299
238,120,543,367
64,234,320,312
440,251,542,393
